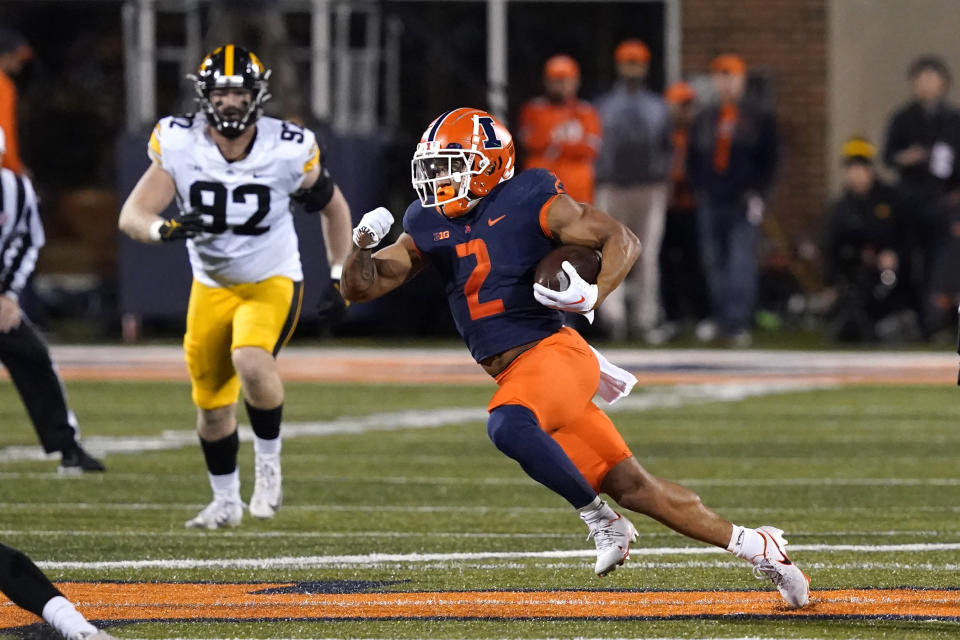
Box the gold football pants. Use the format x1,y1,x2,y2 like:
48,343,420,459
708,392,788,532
184,276,302,409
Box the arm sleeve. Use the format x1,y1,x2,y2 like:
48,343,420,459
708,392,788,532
820,202,840,286
0,176,44,297
560,106,602,161
882,110,906,169
0,79,23,174
686,114,704,188
754,111,779,194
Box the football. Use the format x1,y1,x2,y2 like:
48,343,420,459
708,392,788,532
534,244,602,291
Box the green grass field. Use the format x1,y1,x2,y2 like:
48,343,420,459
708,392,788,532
1,377,958,639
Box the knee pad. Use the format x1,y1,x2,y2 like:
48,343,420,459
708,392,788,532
486,404,539,453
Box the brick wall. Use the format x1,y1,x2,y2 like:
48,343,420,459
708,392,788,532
682,0,828,246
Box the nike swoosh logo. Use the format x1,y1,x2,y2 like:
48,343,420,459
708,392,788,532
573,296,586,304
488,214,507,226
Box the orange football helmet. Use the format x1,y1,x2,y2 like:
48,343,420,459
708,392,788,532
411,108,516,217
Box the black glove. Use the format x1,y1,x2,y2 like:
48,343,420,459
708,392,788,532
316,279,349,327
158,212,204,241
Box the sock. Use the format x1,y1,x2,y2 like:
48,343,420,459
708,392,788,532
199,431,239,476
0,543,62,616
208,470,241,502
728,524,767,561
246,401,282,441
254,435,281,458
486,404,598,509
578,495,619,523
41,596,97,640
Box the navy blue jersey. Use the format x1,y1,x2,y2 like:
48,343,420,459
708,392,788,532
403,169,565,362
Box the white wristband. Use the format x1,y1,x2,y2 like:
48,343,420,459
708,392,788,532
148,219,165,242
330,264,343,280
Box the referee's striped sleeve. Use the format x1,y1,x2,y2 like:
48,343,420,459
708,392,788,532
0,172,44,299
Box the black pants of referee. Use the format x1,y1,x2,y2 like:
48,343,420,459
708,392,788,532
0,317,79,454
0,542,61,619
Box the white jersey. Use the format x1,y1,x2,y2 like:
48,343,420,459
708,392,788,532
148,114,320,287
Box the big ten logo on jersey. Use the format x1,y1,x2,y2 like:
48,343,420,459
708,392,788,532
433,230,451,242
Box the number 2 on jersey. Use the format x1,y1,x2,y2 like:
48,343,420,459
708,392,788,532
456,239,505,320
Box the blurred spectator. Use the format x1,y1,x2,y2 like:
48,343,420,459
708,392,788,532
593,39,672,341
688,54,778,346
517,54,601,204
658,82,707,339
822,136,915,342
926,186,960,336
0,26,32,174
882,55,960,337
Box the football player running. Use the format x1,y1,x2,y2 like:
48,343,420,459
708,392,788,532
341,107,810,607
119,45,352,529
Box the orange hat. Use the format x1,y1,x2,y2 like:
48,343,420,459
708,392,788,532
614,39,650,64
710,54,747,76
544,54,580,79
665,82,696,104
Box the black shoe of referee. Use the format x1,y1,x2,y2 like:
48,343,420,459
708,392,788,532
58,444,106,474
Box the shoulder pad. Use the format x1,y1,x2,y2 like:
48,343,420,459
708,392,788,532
153,114,202,153
259,117,319,161
401,199,430,233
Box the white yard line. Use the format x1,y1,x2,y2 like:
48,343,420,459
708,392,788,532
0,381,829,463
1,471,957,487
35,542,960,571
3,502,960,514
2,529,951,539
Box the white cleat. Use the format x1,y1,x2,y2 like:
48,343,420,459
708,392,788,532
584,512,638,577
751,525,811,608
184,497,243,529
249,455,282,519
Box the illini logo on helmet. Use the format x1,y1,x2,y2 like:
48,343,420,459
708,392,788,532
411,108,515,218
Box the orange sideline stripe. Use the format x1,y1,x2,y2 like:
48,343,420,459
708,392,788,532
2,585,960,627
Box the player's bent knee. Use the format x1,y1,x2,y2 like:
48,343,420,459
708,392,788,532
486,404,539,453
231,347,276,382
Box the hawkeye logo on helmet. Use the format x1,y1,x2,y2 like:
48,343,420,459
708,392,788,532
188,44,272,140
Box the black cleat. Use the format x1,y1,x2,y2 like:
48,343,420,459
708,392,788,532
58,445,106,474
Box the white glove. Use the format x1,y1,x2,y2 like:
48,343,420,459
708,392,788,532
352,206,395,249
532,260,598,323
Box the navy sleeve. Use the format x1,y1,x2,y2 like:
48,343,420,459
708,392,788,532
511,169,565,236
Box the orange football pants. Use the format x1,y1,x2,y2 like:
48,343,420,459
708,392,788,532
488,327,633,490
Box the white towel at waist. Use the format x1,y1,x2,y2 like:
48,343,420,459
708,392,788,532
590,346,637,404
